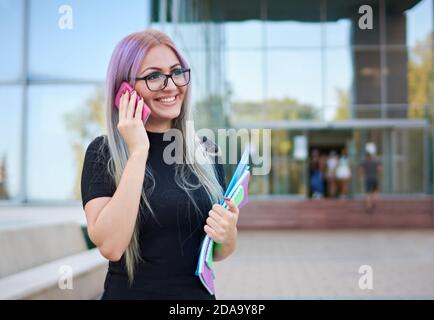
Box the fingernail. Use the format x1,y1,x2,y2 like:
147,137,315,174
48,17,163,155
224,197,230,202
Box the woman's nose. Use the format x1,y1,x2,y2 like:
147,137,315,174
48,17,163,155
164,77,178,91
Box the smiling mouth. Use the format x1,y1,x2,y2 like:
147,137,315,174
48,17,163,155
155,95,178,107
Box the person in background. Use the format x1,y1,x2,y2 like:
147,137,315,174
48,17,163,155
325,150,338,198
359,152,382,213
336,148,351,199
309,149,324,199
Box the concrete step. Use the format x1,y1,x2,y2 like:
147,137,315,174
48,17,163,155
0,248,107,300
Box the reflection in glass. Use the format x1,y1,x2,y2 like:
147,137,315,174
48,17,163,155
272,130,307,195
265,0,320,48
0,0,24,81
391,128,424,193
407,36,433,118
266,49,322,120
404,0,433,47
0,86,22,200
226,50,265,123
29,0,149,80
353,49,382,118
324,19,351,47
226,21,263,49
266,21,321,48
325,48,353,121
27,85,105,201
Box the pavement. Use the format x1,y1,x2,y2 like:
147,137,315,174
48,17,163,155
214,229,434,299
1,206,433,299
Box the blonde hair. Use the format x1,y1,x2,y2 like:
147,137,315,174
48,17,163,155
103,29,224,285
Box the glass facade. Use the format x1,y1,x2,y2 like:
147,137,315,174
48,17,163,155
163,0,434,197
0,0,433,203
0,0,150,202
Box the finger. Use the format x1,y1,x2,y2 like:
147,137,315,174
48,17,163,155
135,97,144,121
224,197,239,214
120,91,129,120
204,225,220,243
211,204,226,217
206,216,223,233
127,91,137,119
209,209,224,224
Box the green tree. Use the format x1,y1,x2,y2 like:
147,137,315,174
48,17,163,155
334,88,350,120
231,97,318,122
408,32,433,119
64,87,106,200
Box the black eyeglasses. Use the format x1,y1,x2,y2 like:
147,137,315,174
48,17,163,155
132,68,191,92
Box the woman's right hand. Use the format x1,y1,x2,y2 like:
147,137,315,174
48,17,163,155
117,91,150,156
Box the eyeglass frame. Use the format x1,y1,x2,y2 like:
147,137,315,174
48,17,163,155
131,68,191,92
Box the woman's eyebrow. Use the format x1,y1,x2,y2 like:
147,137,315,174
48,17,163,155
142,63,181,73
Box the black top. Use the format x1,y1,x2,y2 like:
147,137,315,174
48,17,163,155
80,131,226,300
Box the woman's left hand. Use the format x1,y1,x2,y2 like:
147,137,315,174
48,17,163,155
204,198,239,245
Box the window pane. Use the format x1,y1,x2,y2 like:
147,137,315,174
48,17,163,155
269,129,307,195
383,47,408,117
29,0,150,81
353,49,382,118
392,128,424,193
266,0,321,48
405,0,432,47
325,48,353,120
0,86,23,200
226,21,263,49
221,0,262,49
188,49,226,129
152,22,211,50
266,49,322,120
324,19,351,47
266,21,321,48
27,85,105,201
226,50,265,122
0,0,24,81
407,38,433,118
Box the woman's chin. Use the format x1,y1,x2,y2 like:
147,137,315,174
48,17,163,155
149,108,181,122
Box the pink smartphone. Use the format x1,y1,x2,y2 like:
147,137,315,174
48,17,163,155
114,81,151,123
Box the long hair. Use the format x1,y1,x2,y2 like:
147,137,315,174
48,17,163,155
102,29,224,285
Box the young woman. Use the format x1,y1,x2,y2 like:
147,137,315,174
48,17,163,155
80,29,239,300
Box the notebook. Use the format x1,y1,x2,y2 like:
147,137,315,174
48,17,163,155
195,145,251,295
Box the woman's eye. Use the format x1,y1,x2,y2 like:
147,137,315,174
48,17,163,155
146,72,162,81
172,69,183,76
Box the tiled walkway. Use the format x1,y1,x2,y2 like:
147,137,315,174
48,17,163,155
214,230,434,299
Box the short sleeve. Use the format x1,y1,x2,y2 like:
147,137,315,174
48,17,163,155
81,135,116,209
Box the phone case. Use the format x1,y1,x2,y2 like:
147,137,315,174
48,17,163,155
114,81,151,123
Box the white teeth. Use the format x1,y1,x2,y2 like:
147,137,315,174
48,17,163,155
158,96,176,103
